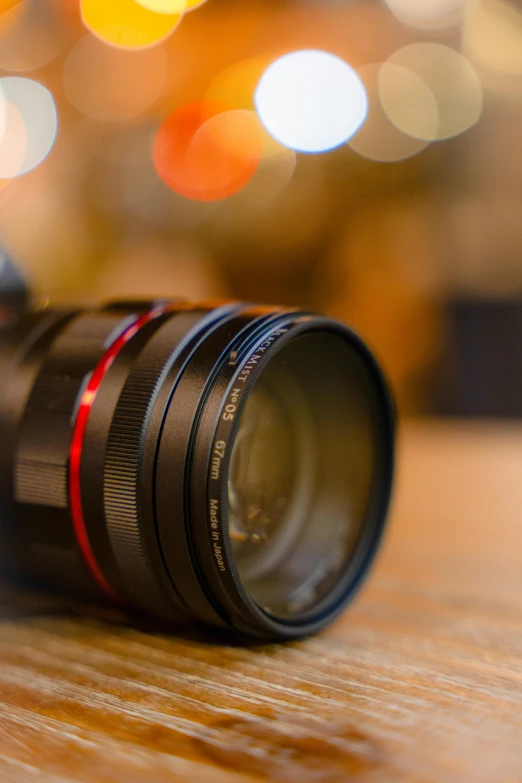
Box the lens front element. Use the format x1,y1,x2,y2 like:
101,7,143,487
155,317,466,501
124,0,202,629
226,329,385,624
228,363,304,593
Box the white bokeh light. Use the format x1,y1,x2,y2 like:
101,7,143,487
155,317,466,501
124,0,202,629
0,101,27,179
349,64,432,162
463,0,522,97
384,0,470,31
0,82,6,146
385,45,483,141
379,63,439,141
254,50,368,154
0,76,57,176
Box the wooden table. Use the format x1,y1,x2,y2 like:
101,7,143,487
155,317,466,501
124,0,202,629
1,422,522,783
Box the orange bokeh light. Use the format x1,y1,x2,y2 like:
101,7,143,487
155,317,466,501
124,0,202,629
153,102,263,201
64,36,168,122
80,0,182,50
0,0,22,37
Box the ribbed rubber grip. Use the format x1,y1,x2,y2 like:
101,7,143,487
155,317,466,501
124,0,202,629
103,307,217,616
104,326,181,610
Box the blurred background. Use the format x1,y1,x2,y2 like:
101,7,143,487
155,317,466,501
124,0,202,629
1,0,521,416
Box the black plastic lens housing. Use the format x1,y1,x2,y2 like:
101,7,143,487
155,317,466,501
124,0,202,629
0,301,395,639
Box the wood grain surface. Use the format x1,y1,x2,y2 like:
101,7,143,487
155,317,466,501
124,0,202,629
1,421,522,783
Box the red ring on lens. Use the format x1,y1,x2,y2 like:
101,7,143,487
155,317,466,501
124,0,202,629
69,306,166,601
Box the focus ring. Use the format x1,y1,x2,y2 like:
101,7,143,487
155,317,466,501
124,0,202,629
104,309,187,616
103,306,233,618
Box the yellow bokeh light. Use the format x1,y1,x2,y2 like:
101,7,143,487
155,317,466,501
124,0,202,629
349,64,431,163
81,0,182,50
379,63,439,142
463,0,522,81
135,0,186,13
206,57,271,112
186,0,208,10
385,44,483,141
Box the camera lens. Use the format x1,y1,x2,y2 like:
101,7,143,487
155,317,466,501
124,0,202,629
0,301,394,639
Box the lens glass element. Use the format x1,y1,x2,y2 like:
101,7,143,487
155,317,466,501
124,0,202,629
227,331,379,621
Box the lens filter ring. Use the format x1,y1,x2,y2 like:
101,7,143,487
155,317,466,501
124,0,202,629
189,315,396,639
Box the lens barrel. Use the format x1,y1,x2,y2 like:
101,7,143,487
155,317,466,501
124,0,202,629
0,301,395,639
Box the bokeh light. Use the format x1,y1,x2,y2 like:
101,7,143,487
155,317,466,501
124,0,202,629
0,101,27,179
207,56,271,112
188,110,263,196
349,64,432,162
205,57,299,205
64,35,168,122
0,83,6,144
135,0,186,13
247,145,297,206
207,57,300,161
0,0,22,31
80,0,182,50
379,63,439,142
383,0,469,31
0,0,23,12
0,77,57,176
463,0,522,94
0,0,23,40
240,149,297,209
385,44,483,141
153,102,263,201
255,50,368,154
0,1,65,72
